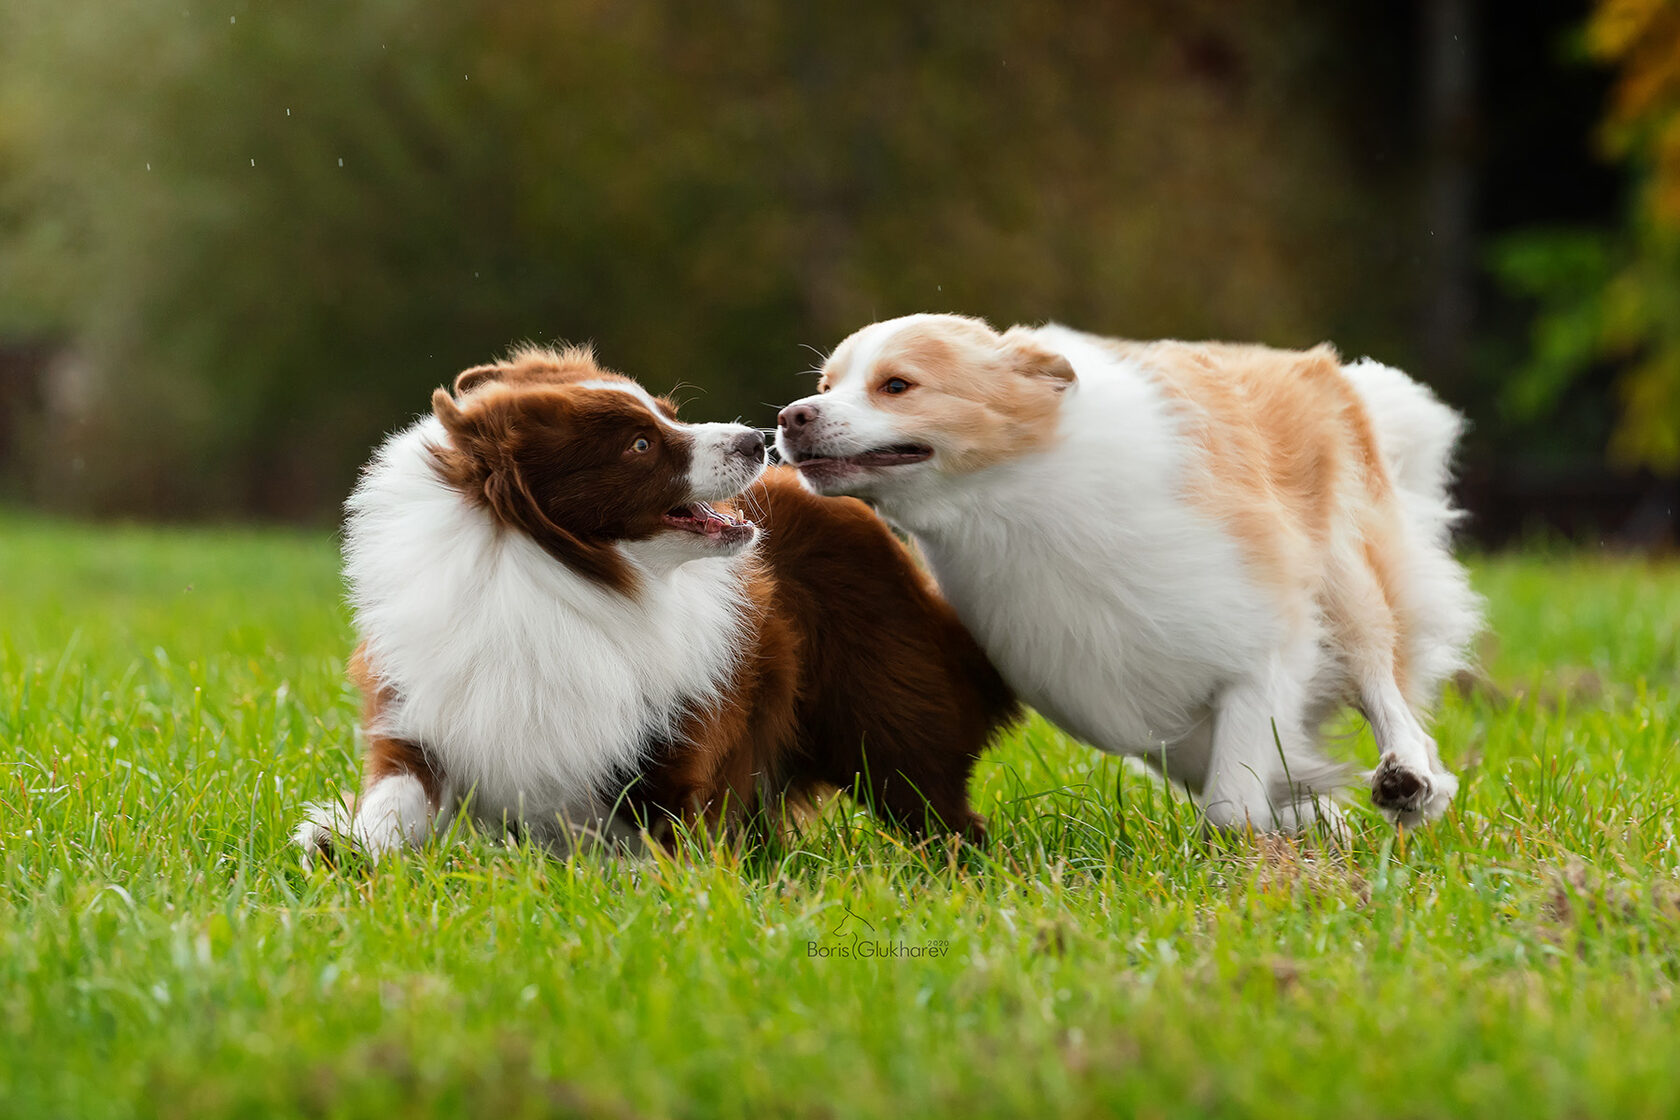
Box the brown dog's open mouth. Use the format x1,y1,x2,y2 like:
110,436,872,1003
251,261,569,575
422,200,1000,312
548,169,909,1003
662,501,756,544
791,444,933,470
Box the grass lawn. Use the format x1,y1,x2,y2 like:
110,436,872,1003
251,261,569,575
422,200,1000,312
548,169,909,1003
2,514,1678,1119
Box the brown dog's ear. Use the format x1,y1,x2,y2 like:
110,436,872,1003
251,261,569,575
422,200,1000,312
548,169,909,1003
427,387,497,494
432,387,467,429
453,363,509,397
427,386,635,592
486,467,636,593
1000,329,1076,391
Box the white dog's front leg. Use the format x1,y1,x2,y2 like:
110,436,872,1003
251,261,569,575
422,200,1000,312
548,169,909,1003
1200,653,1347,839
1362,677,1457,827
1201,674,1299,834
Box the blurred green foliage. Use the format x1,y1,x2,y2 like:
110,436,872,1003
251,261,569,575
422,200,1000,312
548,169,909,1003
0,1,1413,517
1495,0,1680,473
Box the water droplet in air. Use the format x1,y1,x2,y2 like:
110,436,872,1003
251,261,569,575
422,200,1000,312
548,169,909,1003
338,158,343,167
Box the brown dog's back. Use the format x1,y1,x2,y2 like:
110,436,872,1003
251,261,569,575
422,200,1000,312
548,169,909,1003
630,466,1018,840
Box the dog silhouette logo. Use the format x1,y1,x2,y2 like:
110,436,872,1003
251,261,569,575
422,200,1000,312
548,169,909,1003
829,904,875,938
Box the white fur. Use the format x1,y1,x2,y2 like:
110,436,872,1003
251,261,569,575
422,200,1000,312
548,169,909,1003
779,318,1481,832
312,414,760,853
575,378,668,411
294,775,433,860
685,422,767,506
1341,357,1483,709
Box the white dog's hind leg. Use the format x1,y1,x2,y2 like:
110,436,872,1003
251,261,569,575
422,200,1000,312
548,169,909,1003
1322,512,1461,828
1363,674,1457,827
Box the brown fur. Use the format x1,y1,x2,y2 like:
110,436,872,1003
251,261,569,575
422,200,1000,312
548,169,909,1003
344,349,1018,849
351,643,443,814
452,345,671,413
626,468,1019,840
1106,339,1414,692
427,354,695,594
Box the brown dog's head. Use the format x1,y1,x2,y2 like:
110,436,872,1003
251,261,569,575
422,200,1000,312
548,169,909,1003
429,347,765,591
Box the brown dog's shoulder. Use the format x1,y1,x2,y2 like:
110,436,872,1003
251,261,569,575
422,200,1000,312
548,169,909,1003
749,466,924,572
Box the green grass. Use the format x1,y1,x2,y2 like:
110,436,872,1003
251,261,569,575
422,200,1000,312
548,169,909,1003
2,515,1678,1120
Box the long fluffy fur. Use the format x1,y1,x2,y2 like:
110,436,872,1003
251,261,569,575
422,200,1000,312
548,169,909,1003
346,417,754,837
777,315,1482,833
296,350,1018,859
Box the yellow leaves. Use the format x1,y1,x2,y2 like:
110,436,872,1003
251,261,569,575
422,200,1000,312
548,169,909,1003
1610,349,1680,470
1590,0,1680,228
1588,0,1677,60
1604,36,1680,135
1599,255,1680,471
1553,3,1680,474
1656,115,1680,224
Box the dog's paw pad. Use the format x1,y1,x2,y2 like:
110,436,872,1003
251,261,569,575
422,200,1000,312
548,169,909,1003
1370,754,1431,814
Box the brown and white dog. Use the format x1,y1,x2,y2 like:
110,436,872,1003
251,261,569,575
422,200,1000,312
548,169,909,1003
776,315,1482,834
294,346,1016,857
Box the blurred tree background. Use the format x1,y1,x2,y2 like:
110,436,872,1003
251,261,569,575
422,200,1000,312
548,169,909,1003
1494,0,1680,476
0,0,1667,538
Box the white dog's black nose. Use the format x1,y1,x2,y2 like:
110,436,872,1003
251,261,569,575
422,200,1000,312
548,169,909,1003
732,429,766,461
778,403,817,431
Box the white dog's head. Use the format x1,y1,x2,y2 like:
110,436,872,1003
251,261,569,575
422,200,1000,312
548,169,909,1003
774,314,1076,504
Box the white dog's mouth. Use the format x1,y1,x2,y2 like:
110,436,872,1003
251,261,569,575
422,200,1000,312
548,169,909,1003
662,501,755,545
787,443,933,472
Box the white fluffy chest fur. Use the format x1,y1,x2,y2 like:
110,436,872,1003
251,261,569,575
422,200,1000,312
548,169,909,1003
881,330,1279,754
344,417,753,831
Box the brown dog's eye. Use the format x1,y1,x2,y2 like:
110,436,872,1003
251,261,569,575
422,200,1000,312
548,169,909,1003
881,377,911,395
630,437,651,454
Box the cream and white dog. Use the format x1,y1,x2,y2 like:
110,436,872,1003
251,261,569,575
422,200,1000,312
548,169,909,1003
775,314,1481,832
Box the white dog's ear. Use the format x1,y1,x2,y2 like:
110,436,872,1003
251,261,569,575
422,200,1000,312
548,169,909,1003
1000,329,1076,391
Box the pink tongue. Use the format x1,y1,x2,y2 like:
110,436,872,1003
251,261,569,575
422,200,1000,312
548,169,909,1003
695,502,727,535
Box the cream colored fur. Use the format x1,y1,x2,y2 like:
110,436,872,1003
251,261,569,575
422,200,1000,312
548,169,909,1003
777,314,1481,833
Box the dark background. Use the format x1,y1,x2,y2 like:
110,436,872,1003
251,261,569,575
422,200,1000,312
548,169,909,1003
0,0,1671,545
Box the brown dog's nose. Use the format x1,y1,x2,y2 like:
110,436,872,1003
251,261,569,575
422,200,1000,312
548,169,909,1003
732,429,765,461
778,403,817,431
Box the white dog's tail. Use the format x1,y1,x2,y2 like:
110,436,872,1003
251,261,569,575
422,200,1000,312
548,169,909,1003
1341,358,1484,710
1341,358,1465,507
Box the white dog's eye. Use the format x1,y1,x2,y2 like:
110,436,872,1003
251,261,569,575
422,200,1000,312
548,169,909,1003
881,377,911,395
630,437,651,453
